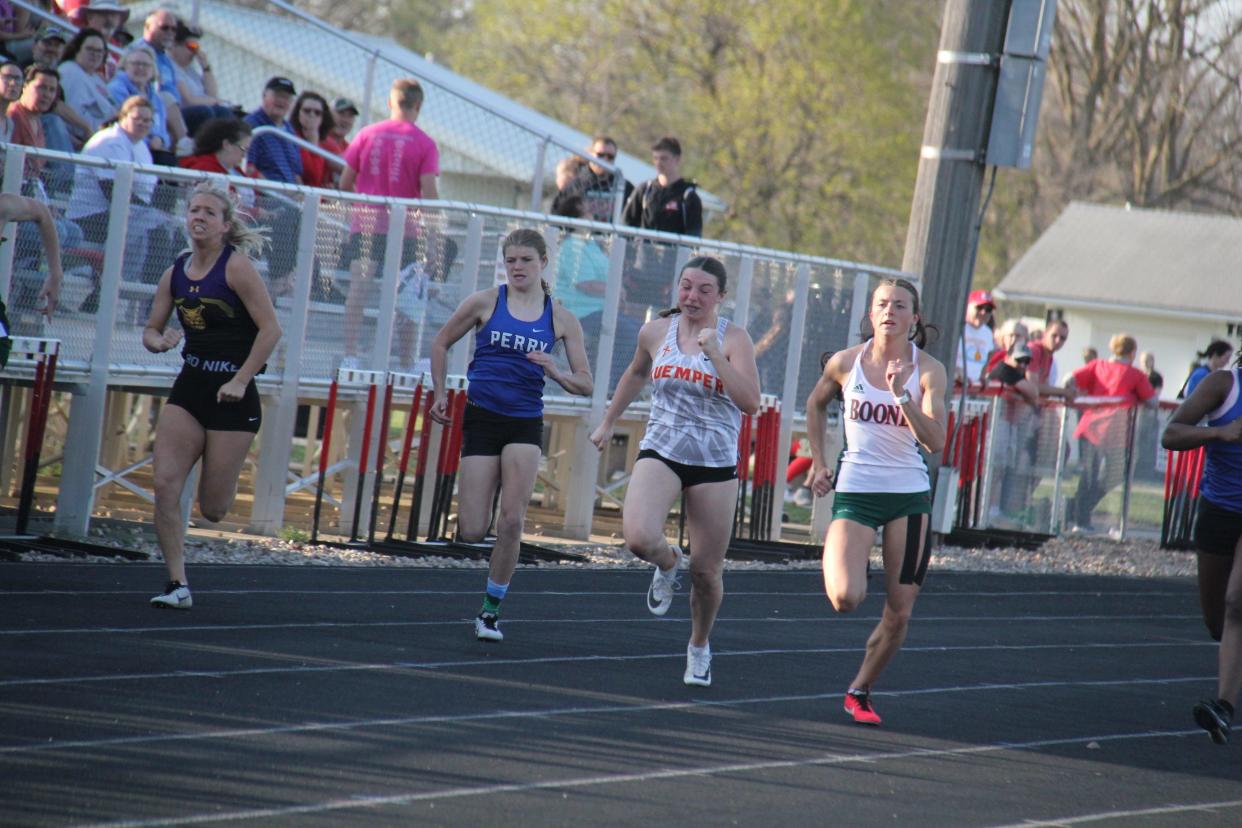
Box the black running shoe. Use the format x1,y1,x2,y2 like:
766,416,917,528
1193,699,1232,745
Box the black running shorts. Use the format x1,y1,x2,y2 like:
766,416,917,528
168,365,262,433
1195,497,1242,556
460,400,543,456
636,448,738,489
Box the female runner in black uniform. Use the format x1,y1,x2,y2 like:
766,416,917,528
142,181,281,608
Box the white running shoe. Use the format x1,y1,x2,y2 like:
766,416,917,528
150,581,192,609
475,612,503,642
684,643,712,687
646,545,683,616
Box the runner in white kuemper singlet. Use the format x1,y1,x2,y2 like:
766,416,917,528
805,278,948,726
590,256,761,687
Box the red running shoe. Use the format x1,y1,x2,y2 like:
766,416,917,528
844,690,882,726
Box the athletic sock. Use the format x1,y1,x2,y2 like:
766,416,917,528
847,687,868,698
481,579,509,616
688,643,709,657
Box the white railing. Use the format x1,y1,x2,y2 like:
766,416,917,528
1,143,908,542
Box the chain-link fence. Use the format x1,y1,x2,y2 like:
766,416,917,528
0,144,903,539
944,390,1180,541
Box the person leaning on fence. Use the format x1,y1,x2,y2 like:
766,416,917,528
1161,347,1242,745
430,228,593,643
321,97,357,179
1179,340,1234,400
1027,319,1073,400
589,256,761,687
1064,333,1157,533
805,277,948,726
142,181,281,610
338,77,440,367
577,135,633,223
985,340,1039,527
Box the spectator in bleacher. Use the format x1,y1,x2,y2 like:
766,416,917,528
243,76,301,183
8,64,58,177
68,94,180,307
622,135,701,236
108,43,173,163
19,23,65,70
0,0,36,65
579,135,632,223
548,154,586,216
290,90,335,189
69,0,129,78
321,97,356,182
339,77,439,365
1065,333,1158,532
323,96,356,155
167,20,232,137
180,116,252,179
56,27,116,140
0,57,21,141
550,194,608,319
139,9,180,108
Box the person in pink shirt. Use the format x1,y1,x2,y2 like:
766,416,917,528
1066,333,1157,531
338,77,439,366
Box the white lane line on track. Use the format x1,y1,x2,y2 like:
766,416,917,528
0,613,1202,637
0,588,1194,597
72,727,1207,827
989,799,1242,827
0,640,1212,689
0,674,1215,757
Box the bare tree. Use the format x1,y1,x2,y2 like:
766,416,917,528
1045,0,1242,214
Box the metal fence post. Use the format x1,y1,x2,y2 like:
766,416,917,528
54,164,134,536
448,213,484,377
769,262,811,540
1119,404,1139,540
530,137,550,212
248,194,320,535
847,271,870,348
979,395,1001,528
731,255,755,329
563,236,627,539
1050,401,1069,534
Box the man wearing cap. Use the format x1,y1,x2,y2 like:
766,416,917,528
958,288,996,387
168,21,232,136
20,26,66,72
323,97,357,157
244,76,302,183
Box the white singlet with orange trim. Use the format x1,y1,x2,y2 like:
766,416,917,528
835,341,929,493
639,314,741,468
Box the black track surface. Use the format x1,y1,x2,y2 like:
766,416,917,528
1,561,1239,827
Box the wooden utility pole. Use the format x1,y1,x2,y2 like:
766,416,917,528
903,0,1013,375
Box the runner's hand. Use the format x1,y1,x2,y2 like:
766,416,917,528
217,377,247,403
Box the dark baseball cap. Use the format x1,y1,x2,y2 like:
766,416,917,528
35,26,70,44
332,97,359,115
265,76,296,95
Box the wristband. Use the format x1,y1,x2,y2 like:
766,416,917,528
893,390,911,406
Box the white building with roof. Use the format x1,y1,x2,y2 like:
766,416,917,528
994,201,1242,398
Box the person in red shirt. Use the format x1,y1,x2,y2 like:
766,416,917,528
290,91,334,189
9,65,58,178
1066,333,1157,531
180,116,252,177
